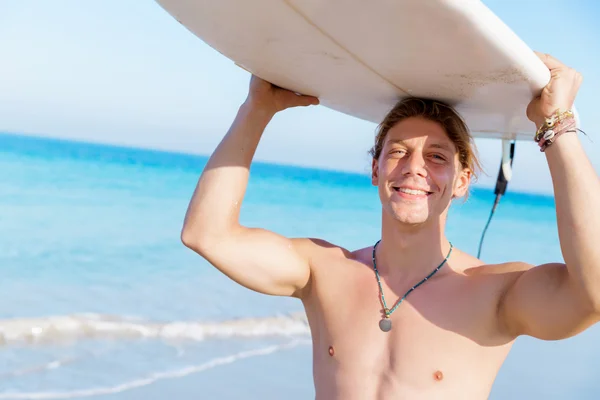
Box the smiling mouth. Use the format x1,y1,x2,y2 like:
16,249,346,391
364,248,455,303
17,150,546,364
393,187,433,196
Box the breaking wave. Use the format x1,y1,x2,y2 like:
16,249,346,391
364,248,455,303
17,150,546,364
0,312,310,345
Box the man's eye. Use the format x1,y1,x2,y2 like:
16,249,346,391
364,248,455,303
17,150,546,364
431,154,446,162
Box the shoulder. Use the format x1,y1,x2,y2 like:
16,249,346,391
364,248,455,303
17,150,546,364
463,259,534,278
449,250,535,298
290,237,353,262
290,238,366,296
291,238,375,271
460,258,536,299
464,259,545,334
447,255,540,336
442,249,533,295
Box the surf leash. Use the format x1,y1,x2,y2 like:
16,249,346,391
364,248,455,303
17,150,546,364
477,140,516,259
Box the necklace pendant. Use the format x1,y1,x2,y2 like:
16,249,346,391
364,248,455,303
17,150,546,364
371,239,453,335
379,317,392,332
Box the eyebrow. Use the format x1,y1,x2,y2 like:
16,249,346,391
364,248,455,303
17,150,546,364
429,143,454,152
388,139,454,152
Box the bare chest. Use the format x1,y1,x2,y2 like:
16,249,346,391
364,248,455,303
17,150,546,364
304,260,512,396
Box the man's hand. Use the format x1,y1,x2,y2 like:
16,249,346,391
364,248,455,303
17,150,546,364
526,52,583,128
245,75,320,115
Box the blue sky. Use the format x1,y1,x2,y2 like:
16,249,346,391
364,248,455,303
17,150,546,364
1,0,598,194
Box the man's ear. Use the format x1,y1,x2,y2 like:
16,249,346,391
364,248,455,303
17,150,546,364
371,158,379,186
453,168,471,198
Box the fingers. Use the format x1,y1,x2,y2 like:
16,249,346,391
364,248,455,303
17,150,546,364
535,51,583,83
534,51,565,70
286,94,319,108
281,91,319,108
526,96,541,125
299,95,320,106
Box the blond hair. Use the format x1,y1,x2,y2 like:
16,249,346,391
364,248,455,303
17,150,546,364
370,98,482,180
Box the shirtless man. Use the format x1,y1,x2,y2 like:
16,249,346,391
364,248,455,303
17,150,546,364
181,52,600,399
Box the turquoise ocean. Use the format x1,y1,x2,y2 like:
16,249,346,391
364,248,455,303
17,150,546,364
1,132,599,399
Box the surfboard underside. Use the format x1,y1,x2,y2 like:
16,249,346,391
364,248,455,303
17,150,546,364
156,0,556,141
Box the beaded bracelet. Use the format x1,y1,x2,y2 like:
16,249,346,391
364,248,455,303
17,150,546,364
534,109,578,152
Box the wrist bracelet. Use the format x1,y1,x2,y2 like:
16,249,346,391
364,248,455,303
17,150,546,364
534,109,577,152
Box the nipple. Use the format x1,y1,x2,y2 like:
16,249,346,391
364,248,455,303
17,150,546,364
328,346,335,356
433,370,444,381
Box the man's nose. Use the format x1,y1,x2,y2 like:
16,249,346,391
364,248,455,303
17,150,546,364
401,152,427,177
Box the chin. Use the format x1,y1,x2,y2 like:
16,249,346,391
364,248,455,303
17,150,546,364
388,204,430,225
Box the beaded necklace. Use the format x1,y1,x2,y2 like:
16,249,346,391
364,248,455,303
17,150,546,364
371,240,453,332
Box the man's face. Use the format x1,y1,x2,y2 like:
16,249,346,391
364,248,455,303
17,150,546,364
371,117,471,226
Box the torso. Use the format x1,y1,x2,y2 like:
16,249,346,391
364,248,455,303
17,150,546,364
301,242,517,400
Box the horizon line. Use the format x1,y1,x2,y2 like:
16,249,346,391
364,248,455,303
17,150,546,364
0,130,555,200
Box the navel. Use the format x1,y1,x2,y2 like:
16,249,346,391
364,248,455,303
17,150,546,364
328,346,335,356
433,370,444,381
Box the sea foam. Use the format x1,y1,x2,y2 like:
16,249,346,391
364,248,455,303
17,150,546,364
0,312,310,345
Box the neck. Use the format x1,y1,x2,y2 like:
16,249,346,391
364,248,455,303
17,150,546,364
375,213,452,278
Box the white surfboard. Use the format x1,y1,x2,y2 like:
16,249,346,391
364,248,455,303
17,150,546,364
155,0,575,142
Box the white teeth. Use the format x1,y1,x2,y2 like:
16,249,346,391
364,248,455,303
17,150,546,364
397,188,428,195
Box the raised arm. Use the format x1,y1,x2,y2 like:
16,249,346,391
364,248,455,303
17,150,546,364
181,76,319,298
499,52,600,340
